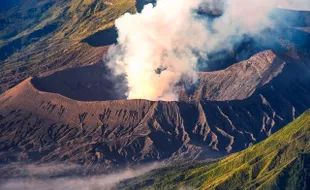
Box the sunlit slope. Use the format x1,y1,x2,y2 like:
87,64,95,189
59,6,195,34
0,0,136,45
118,110,310,190
0,0,137,92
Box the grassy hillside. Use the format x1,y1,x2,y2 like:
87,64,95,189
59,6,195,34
118,110,310,190
0,0,136,58
0,0,139,92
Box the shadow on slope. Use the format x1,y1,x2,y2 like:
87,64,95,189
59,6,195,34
32,63,127,101
0,23,57,61
81,27,118,47
135,0,156,13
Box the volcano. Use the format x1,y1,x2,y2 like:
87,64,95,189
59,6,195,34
1,49,310,171
0,1,310,189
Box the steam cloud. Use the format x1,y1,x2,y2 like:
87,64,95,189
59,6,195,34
0,163,161,190
108,0,310,101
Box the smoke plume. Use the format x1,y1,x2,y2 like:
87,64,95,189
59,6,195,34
0,163,161,190
108,0,310,101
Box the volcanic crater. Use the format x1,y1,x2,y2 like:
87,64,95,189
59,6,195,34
31,63,127,101
1,48,310,171
1,5,310,173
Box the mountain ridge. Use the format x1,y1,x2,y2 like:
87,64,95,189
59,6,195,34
0,1,310,181
116,109,310,189
1,50,310,170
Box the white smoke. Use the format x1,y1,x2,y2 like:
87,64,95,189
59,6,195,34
0,163,161,190
108,0,310,101
108,0,206,101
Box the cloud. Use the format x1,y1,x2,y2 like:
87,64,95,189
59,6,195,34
107,0,310,101
0,163,161,190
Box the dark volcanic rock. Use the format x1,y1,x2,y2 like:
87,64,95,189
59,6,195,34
0,2,310,172
1,50,310,170
31,63,127,101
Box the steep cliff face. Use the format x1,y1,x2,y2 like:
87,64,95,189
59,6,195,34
180,50,286,101
1,50,310,169
116,110,310,190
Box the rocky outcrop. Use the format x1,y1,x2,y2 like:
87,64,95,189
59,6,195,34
1,50,310,170
180,50,286,101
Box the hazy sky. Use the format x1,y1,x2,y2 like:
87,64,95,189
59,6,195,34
277,0,310,10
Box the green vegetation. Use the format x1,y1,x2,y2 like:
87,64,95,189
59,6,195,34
0,0,136,61
0,0,136,43
118,110,310,190
0,0,141,92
